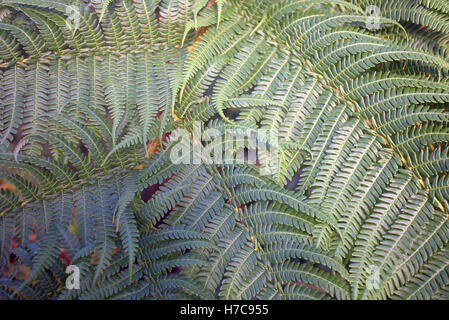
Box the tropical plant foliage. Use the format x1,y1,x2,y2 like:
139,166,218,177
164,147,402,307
0,0,449,300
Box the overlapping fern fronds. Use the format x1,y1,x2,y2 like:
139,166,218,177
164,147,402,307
0,0,448,300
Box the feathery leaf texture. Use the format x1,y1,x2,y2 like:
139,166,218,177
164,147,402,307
0,0,448,300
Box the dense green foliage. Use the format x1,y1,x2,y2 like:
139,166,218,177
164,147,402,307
0,0,449,300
